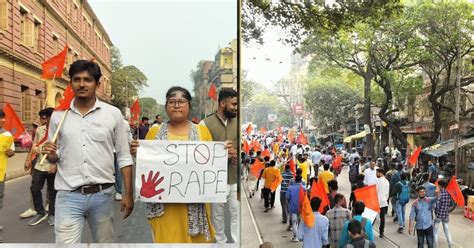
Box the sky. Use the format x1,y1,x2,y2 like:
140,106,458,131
89,0,237,104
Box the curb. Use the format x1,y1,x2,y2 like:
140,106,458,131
6,170,29,181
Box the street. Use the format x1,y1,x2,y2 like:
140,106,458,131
241,166,474,248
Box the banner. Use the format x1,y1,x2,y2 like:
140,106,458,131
0,134,14,181
136,140,228,203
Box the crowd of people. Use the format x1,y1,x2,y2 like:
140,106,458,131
0,59,239,244
242,130,455,248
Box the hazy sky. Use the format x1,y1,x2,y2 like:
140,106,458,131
89,0,237,104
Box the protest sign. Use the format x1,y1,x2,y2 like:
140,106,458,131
136,140,228,203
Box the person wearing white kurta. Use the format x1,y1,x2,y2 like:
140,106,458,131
376,168,390,238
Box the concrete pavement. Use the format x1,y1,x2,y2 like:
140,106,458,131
4,152,29,181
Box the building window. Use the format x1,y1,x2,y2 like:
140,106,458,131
0,0,8,31
33,19,41,52
21,86,31,122
52,33,59,53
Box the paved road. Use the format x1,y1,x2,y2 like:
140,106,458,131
241,166,474,247
0,174,235,243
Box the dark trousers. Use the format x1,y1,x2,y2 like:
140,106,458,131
30,169,57,216
416,226,434,248
379,206,388,234
280,192,288,222
263,188,275,208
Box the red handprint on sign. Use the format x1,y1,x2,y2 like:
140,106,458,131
140,170,165,198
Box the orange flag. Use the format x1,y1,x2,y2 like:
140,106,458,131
208,83,217,101
55,84,75,111
447,176,465,207
42,44,69,79
354,185,380,213
260,127,267,134
246,124,253,135
130,98,141,122
299,132,308,145
408,147,422,167
243,139,250,154
288,132,295,143
289,159,296,176
3,103,26,139
269,168,283,192
250,159,265,178
332,155,343,170
299,187,315,227
262,149,271,158
310,179,330,213
252,139,261,152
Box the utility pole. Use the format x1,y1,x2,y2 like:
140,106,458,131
454,44,461,175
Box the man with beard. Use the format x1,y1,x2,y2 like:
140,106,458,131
201,88,239,243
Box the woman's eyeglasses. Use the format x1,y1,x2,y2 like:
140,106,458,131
167,99,188,106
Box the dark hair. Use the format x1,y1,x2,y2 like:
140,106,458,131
218,88,238,104
397,164,404,171
438,180,447,188
68,59,102,83
269,160,276,167
334,193,345,204
348,219,362,235
165,86,192,110
324,163,330,170
256,151,261,156
376,168,385,175
328,180,338,191
296,168,302,175
295,175,302,183
155,114,161,118
141,117,149,122
39,107,54,118
423,173,429,182
285,164,290,170
310,196,322,212
0,110,4,118
417,186,426,192
401,172,407,180
357,174,365,182
264,156,270,162
353,201,365,215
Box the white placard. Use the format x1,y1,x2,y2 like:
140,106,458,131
361,207,378,223
136,140,228,203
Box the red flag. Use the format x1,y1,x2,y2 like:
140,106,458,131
299,132,308,145
354,185,380,213
130,99,141,122
446,176,465,207
208,83,217,101
289,159,296,176
243,139,250,154
408,147,422,167
3,103,26,139
260,127,267,134
250,159,265,178
55,84,75,111
42,44,69,79
246,124,253,135
310,179,330,213
299,187,315,227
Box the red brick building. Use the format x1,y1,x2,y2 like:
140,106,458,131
0,0,112,125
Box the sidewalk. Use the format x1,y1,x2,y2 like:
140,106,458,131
5,152,29,181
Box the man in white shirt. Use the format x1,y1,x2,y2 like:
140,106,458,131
349,148,360,165
363,161,378,186
376,168,390,238
290,144,298,157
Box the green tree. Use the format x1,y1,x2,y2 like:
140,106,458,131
139,97,164,120
246,92,285,129
110,47,149,112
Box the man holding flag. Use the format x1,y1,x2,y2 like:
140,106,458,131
42,60,134,243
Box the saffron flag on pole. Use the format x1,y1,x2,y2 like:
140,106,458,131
130,98,141,122
354,185,380,222
299,187,315,228
55,84,75,111
3,103,25,139
246,124,253,135
262,149,271,158
260,127,267,134
250,159,265,178
41,44,69,79
299,132,308,145
447,176,465,207
208,83,217,101
243,139,250,154
310,179,330,213
408,146,422,167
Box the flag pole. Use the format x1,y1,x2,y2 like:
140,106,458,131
37,109,69,165
43,74,57,109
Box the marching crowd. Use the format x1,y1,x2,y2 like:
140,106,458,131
243,130,455,248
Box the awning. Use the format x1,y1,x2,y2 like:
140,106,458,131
422,137,474,157
343,131,368,143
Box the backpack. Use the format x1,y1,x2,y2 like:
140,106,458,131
349,163,359,183
347,240,370,248
397,181,410,204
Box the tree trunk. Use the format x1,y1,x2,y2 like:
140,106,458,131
425,100,442,147
363,73,375,157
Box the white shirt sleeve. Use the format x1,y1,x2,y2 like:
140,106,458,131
2,131,15,151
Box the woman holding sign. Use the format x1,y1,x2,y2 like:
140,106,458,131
131,86,215,243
